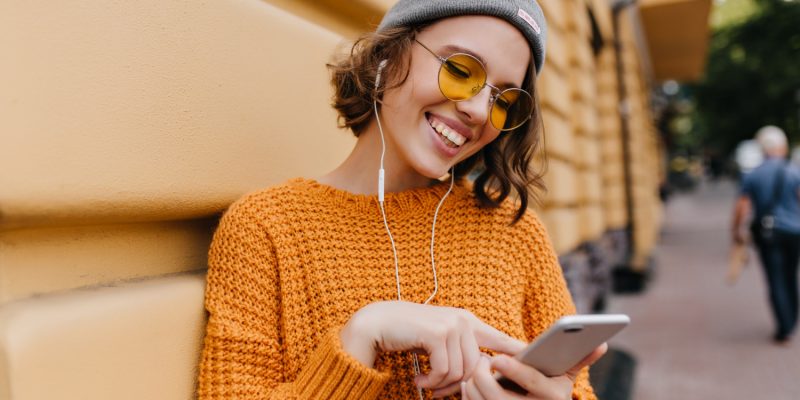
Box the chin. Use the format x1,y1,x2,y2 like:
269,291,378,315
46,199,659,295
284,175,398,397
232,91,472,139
414,161,454,180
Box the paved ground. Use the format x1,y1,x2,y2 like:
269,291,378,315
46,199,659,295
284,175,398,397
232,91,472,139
605,180,800,400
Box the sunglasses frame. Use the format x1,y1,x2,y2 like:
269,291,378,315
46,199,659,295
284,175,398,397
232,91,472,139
415,39,533,131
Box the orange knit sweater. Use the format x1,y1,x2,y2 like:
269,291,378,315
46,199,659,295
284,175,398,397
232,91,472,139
197,178,597,399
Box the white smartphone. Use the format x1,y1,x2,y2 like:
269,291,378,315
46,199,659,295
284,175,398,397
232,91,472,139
495,314,630,394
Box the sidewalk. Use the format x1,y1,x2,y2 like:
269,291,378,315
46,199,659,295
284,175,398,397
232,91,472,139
606,180,800,400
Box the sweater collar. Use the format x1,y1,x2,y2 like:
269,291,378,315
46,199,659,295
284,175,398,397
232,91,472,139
291,177,464,215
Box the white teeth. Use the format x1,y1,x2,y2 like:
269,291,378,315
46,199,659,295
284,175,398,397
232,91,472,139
430,119,466,147
443,128,466,146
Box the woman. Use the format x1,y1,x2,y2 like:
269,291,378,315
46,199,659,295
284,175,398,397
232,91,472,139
198,1,606,399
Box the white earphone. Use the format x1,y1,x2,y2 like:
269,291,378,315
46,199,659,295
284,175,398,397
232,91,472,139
372,58,455,400
375,59,388,202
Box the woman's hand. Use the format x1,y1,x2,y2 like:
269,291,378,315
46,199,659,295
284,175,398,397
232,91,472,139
461,343,607,399
339,301,525,396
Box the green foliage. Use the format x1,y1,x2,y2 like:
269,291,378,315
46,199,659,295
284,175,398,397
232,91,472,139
711,0,759,29
692,0,800,156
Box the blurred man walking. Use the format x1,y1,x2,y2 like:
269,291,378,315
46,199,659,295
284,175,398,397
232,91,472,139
733,125,800,345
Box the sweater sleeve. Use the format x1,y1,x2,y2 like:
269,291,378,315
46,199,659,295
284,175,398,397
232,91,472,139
521,212,598,400
197,196,390,399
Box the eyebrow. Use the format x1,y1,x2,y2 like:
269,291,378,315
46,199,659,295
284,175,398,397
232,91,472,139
438,44,520,89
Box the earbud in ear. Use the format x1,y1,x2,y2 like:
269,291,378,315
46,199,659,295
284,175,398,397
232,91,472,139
375,59,389,89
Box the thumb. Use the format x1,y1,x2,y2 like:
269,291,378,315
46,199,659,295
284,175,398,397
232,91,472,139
565,343,608,380
473,320,526,355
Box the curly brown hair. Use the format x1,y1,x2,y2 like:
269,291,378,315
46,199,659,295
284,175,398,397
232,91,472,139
327,24,547,224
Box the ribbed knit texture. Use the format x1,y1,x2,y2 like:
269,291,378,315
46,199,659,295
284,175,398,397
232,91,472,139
197,178,597,399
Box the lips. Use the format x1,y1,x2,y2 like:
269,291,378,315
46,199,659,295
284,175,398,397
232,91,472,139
427,114,471,148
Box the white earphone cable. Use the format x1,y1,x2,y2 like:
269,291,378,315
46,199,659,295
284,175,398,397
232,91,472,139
375,98,404,302
425,168,454,305
374,59,455,399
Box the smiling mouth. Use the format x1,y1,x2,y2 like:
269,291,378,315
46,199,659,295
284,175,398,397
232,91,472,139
428,116,467,148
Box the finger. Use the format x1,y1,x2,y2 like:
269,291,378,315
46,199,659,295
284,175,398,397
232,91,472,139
444,328,464,385
464,356,492,400
465,378,486,400
430,381,461,398
420,328,464,390
472,319,526,355
461,329,481,380
429,330,475,397
460,381,469,400
415,337,449,389
490,354,549,395
565,343,608,381
471,356,527,400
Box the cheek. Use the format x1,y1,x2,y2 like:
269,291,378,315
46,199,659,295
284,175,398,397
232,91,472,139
460,129,501,161
477,128,502,148
384,80,447,129
385,79,430,113
408,70,446,105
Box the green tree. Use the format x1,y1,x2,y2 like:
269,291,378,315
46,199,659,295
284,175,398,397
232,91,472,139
693,0,800,156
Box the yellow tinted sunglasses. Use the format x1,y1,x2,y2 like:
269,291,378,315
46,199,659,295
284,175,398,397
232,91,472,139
416,40,533,131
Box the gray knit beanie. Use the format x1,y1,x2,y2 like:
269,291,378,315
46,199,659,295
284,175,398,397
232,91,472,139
378,0,547,76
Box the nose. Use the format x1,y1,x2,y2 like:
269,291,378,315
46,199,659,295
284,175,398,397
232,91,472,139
453,86,492,127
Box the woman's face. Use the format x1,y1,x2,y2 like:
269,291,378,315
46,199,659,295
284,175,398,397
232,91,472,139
379,15,531,180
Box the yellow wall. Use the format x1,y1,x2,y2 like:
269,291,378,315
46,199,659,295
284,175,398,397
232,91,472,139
592,0,631,231
618,6,665,269
0,0,359,398
537,0,628,253
537,0,594,254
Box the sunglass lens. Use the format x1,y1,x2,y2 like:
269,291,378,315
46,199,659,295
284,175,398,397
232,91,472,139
491,88,533,131
438,54,486,101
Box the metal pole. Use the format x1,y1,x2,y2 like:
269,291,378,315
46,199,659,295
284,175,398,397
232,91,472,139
613,0,638,270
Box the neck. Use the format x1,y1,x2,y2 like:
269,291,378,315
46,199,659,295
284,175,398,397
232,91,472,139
319,120,436,195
